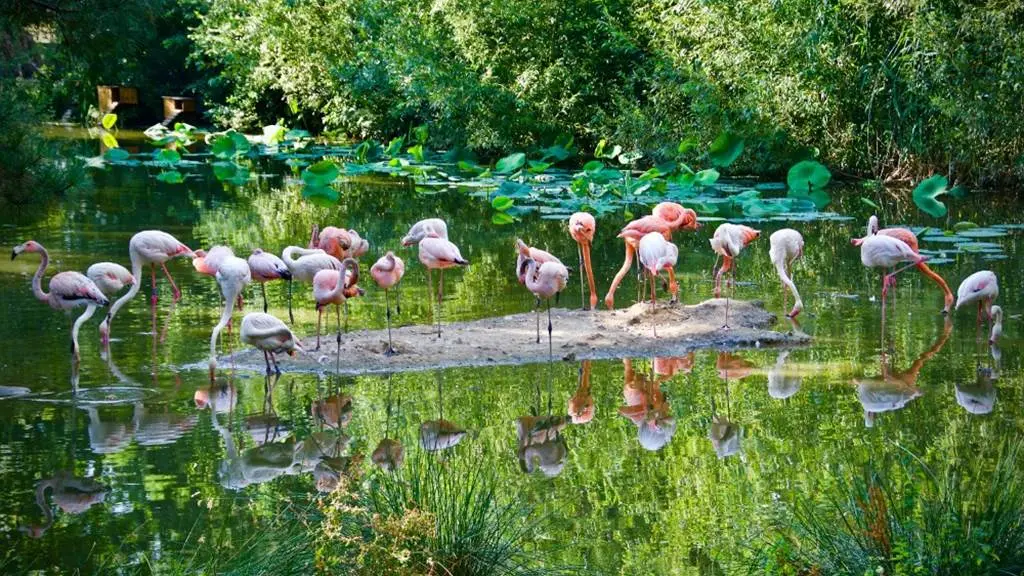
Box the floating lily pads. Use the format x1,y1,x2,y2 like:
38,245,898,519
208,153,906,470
787,161,831,193
708,133,744,167
494,152,526,174
956,227,1008,238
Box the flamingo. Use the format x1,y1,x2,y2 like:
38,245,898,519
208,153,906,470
100,230,193,345
568,212,599,310
955,270,999,333
637,231,678,337
519,257,568,355
418,234,469,338
858,234,927,329
857,215,954,314
709,223,760,329
401,218,448,245
370,251,405,355
568,360,595,424
281,245,342,324
208,256,251,374
768,228,804,318
312,258,361,350
191,245,235,277
76,262,135,352
12,241,110,361
989,305,1003,344
240,312,303,374
604,202,699,309
515,239,562,284
18,473,106,539
248,249,291,313
310,225,370,260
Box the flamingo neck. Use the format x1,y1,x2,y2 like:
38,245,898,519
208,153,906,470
915,262,954,310
378,253,397,272
328,258,359,301
309,225,320,250
209,292,237,368
34,480,55,526
30,246,50,303
104,255,144,330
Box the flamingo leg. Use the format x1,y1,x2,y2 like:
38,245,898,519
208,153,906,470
437,269,444,338
604,243,636,310
336,303,342,346
426,268,435,334
667,267,678,304
161,263,181,303
582,241,597,310
287,279,294,324
535,297,541,344
261,283,268,313
316,306,322,351
151,263,158,306
263,350,272,375
395,286,401,315
547,298,553,359
344,300,349,334
385,290,396,356
649,272,658,338
578,244,586,310
270,352,280,375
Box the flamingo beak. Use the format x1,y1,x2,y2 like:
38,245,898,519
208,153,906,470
127,274,136,285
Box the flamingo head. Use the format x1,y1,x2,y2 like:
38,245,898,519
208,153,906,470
867,215,880,236
11,240,42,260
740,226,761,246
514,238,530,257
192,250,217,276
851,238,865,247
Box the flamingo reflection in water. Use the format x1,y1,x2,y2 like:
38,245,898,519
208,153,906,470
19,473,107,538
420,374,467,452
569,360,595,424
855,319,952,427
710,352,751,459
956,343,1002,416
619,359,676,452
767,350,802,400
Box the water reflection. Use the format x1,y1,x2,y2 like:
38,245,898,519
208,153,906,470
19,473,106,538
419,374,467,452
855,320,952,427
619,359,676,452
568,360,595,424
371,374,404,471
767,350,801,400
956,345,1001,415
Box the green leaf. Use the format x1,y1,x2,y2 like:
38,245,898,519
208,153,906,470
103,148,130,162
229,132,251,155
491,196,514,211
262,124,287,146
912,175,950,218
497,180,532,198
385,136,405,157
860,197,879,209
708,132,744,167
210,134,236,159
413,125,428,145
949,184,969,199
155,148,181,165
101,131,119,149
527,160,552,174
677,137,699,155
694,169,720,186
953,221,978,232
491,212,515,225
285,129,311,140
155,170,183,184
787,161,832,192
302,185,339,207
408,144,425,163
101,113,117,130
494,152,526,174
594,139,621,160
456,160,483,174
582,160,604,174
302,160,340,187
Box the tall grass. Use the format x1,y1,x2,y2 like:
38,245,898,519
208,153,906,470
751,441,1024,576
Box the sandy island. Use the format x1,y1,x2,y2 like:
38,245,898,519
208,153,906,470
220,298,809,376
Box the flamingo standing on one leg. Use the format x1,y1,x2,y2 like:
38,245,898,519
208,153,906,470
209,256,251,375
12,241,110,362
401,219,449,246
710,223,760,329
240,312,303,375
100,230,193,346
519,257,568,356
281,246,342,324
637,232,679,337
312,258,361,351
858,215,954,314
371,251,405,355
515,239,563,284
858,234,927,332
955,270,999,335
769,229,804,318
417,234,468,339
248,249,291,313
568,212,599,310
604,202,698,309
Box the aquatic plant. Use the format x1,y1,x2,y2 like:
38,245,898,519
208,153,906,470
751,441,1024,576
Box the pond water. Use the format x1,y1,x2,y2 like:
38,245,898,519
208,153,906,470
0,131,1021,574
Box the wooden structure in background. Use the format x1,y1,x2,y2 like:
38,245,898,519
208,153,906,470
162,96,198,126
97,85,139,113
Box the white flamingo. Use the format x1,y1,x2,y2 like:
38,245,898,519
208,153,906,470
768,228,804,318
209,255,251,375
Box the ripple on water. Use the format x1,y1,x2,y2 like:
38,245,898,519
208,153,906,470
30,386,156,406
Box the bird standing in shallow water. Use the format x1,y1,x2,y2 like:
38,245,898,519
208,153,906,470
710,223,760,329
12,241,110,363
568,212,599,311
857,234,926,332
768,228,804,318
248,249,291,313
955,270,999,335
371,251,405,355
637,232,678,337
240,312,303,374
209,255,251,376
281,246,341,324
857,215,954,314
100,230,193,346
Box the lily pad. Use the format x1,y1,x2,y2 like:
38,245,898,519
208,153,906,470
103,148,130,162
155,170,184,184
491,211,516,225
955,228,1007,238
302,185,339,206
912,175,949,218
491,196,514,211
787,161,831,193
708,132,744,167
694,169,720,186
302,160,340,187
494,152,526,174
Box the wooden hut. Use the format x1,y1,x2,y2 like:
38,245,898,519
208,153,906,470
96,85,139,113
162,96,198,125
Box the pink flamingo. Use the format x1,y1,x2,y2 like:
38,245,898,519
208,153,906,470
857,215,954,314
371,251,405,355
12,241,110,361
568,212,598,310
769,228,804,318
281,245,342,324
988,305,1003,344
709,223,760,329
417,234,469,338
638,232,678,337
955,270,999,333
75,262,135,351
515,239,562,284
100,230,193,345
193,245,245,311
312,258,361,350
240,312,303,374
310,225,371,260
401,219,448,245
858,234,927,330
519,256,568,355
209,255,251,375
248,249,291,313
604,202,698,309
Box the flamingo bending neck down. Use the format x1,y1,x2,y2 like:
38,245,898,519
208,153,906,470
637,231,679,337
12,241,110,363
240,312,303,374
401,219,448,246
310,225,370,260
209,255,252,376
604,202,698,310
768,229,804,318
100,230,193,346
248,249,291,313
281,246,341,324
519,257,568,357
312,258,361,351
857,215,954,314
371,251,405,355
955,270,999,335
709,223,760,329
568,212,598,310
857,234,926,331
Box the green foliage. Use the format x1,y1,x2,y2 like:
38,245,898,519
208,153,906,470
912,174,951,218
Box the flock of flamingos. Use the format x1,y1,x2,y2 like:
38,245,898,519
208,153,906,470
10,201,1004,377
